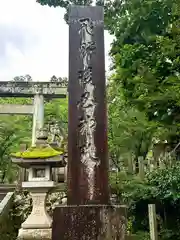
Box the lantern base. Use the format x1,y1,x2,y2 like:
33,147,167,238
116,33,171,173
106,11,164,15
17,228,51,240
21,191,52,229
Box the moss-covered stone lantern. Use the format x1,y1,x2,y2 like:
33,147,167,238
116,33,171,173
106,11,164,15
11,128,65,240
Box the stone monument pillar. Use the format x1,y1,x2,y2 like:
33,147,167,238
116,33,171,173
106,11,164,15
52,6,127,240
11,128,65,240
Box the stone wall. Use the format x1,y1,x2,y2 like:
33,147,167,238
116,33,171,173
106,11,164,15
0,192,21,240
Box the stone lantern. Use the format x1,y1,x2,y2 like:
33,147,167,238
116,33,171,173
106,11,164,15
11,128,65,240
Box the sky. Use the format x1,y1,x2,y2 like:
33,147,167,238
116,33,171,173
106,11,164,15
0,0,114,82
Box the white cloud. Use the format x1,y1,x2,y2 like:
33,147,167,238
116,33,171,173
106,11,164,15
0,0,113,81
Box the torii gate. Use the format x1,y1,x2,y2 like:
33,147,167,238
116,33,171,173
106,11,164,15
0,81,67,146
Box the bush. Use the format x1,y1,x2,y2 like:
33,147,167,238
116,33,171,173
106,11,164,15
110,162,180,239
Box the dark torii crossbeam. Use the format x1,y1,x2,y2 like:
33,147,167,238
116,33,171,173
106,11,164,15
0,81,67,98
52,6,127,239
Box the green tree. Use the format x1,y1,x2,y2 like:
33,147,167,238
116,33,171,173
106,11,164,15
0,96,32,183
106,0,180,149
36,0,104,7
36,0,104,22
108,76,157,171
45,98,68,138
12,75,33,82
110,161,180,239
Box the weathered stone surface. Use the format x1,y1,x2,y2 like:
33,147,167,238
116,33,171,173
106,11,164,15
68,5,109,206
53,5,127,240
22,181,54,189
0,81,67,98
17,228,51,240
21,192,52,229
0,104,33,115
52,205,127,240
32,94,44,146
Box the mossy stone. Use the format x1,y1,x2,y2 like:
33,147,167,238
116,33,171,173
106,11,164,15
11,146,63,159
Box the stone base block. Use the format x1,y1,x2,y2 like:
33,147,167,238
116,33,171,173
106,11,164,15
52,205,127,240
17,228,52,240
21,192,52,229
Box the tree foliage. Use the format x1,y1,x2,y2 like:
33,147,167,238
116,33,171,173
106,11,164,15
106,0,180,238
110,162,180,239
106,0,180,148
36,0,105,22
107,77,157,170
36,0,104,7
12,75,33,82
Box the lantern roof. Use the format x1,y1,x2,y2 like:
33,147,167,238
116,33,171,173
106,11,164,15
11,128,65,168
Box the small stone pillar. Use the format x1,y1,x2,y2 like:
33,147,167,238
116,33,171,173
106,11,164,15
138,156,145,180
11,128,65,240
32,93,44,146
